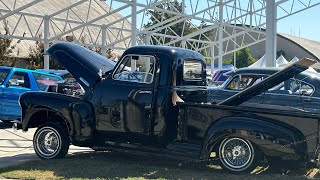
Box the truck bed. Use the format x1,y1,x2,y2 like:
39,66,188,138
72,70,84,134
178,102,320,160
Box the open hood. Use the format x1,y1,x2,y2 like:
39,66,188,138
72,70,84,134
219,58,317,106
47,42,116,91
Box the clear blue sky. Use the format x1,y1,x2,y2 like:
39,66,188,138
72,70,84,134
277,5,320,42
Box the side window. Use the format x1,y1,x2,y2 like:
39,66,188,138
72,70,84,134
32,73,62,91
9,71,30,89
290,79,314,96
113,55,156,83
183,60,202,80
289,79,299,93
300,82,314,96
226,75,265,90
226,75,240,90
268,78,314,96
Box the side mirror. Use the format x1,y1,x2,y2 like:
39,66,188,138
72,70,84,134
7,79,19,87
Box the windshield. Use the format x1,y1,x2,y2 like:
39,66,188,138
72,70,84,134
0,69,10,84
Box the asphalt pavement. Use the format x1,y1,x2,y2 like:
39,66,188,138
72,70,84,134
0,121,91,169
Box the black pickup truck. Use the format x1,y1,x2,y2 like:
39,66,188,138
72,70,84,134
19,42,320,173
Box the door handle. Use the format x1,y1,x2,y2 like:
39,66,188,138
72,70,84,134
139,91,152,94
303,99,311,102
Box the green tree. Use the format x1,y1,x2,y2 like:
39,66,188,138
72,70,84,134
106,48,120,60
144,0,193,45
223,58,233,65
234,47,256,68
28,39,64,70
221,47,256,68
28,34,119,70
144,0,212,52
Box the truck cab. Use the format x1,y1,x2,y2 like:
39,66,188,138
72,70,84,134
87,46,207,144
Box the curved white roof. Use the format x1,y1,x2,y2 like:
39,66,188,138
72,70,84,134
0,0,132,58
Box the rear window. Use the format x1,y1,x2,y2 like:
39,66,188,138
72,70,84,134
32,73,61,91
183,60,203,80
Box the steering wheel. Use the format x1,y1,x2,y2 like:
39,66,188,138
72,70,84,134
128,72,142,82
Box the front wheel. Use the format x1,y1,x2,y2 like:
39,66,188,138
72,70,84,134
218,137,256,173
33,123,69,159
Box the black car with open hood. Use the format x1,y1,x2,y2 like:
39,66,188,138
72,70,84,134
18,42,320,173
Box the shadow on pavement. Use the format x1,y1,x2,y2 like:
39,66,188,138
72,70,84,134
0,122,12,129
0,153,37,169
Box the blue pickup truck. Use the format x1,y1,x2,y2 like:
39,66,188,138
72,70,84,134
0,66,63,122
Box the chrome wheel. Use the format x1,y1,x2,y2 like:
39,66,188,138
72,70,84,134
37,129,60,156
219,137,254,172
35,127,61,158
34,123,69,159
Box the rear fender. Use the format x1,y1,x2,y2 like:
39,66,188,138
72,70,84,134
200,116,307,161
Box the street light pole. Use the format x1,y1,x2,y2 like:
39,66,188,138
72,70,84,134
43,16,50,70
131,0,137,71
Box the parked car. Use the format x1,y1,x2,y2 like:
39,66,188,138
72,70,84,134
208,67,320,113
18,43,320,173
0,66,63,122
209,69,233,86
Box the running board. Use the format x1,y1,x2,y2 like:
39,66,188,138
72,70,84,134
92,141,200,161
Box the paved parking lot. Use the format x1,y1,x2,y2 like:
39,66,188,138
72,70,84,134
0,122,91,168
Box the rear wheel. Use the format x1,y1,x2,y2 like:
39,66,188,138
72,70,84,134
218,137,256,173
33,123,69,159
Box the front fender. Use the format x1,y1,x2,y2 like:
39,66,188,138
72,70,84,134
201,116,307,160
20,92,95,145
